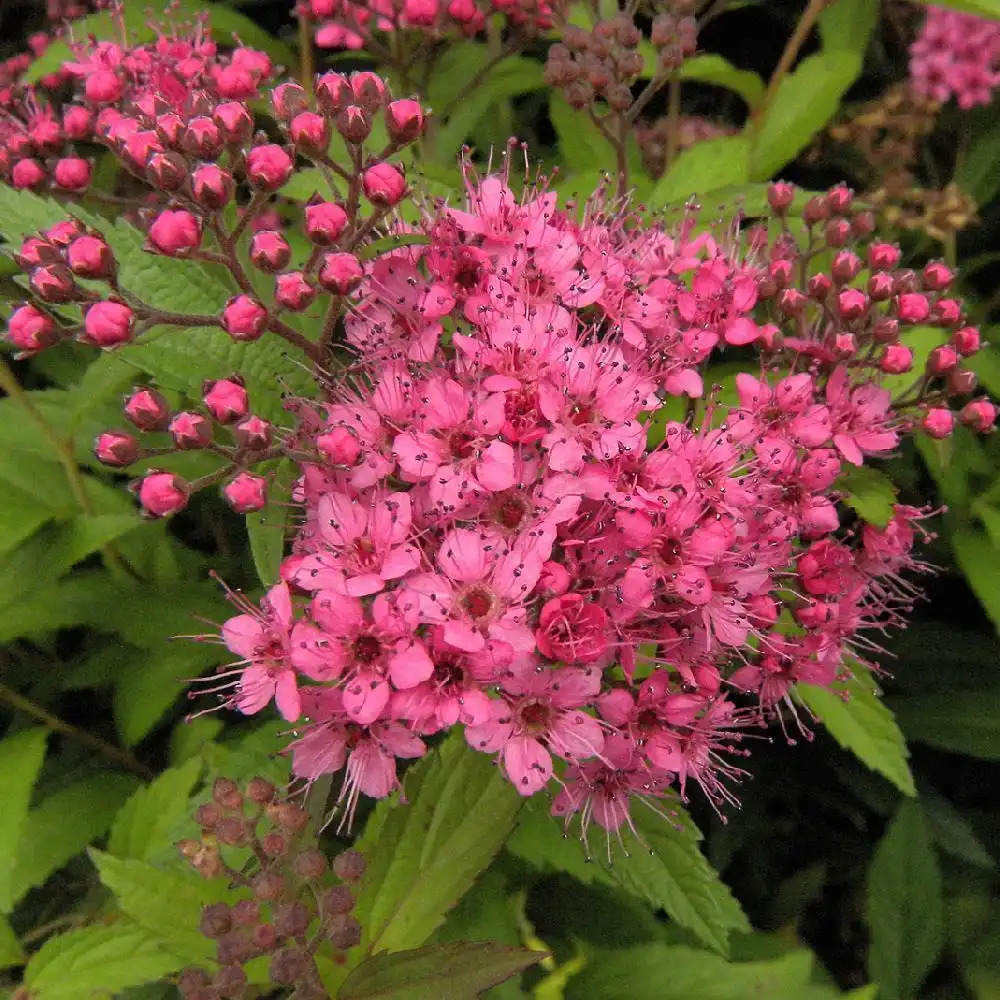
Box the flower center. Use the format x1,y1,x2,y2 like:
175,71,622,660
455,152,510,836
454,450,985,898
351,634,382,664
518,699,552,734
492,491,528,530
461,585,495,621
448,429,478,460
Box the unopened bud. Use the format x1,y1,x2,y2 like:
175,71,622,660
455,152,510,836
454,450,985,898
94,430,140,467
136,471,189,517
223,473,268,513
333,849,366,881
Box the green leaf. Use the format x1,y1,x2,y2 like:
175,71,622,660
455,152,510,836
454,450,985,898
866,800,944,1000
951,526,1000,633
679,55,765,108
564,943,816,1000
818,0,879,56
921,786,995,869
0,728,47,913
107,755,203,862
913,0,1000,17
0,915,25,971
91,850,230,964
890,687,1000,759
955,106,1000,205
649,136,751,208
24,920,186,1000
352,734,523,958
599,805,750,955
798,674,916,796
749,52,862,180
949,893,1000,999
9,774,138,906
835,463,898,527
338,943,546,1000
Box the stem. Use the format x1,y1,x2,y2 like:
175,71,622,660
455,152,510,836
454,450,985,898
757,0,828,123
664,74,682,173
297,9,314,89
0,681,153,778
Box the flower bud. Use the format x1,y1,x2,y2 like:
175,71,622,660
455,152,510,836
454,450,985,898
879,344,913,374
154,112,185,146
12,158,45,190
86,69,123,103
125,388,170,431
951,326,981,356
318,252,363,294
149,210,202,256
333,849,366,881
868,272,894,301
231,900,260,926
362,163,406,207
897,292,930,324
94,430,140,467
203,377,249,424
802,195,829,225
824,218,851,247
927,345,958,375
246,144,293,191
295,849,328,881
82,301,135,348
825,184,853,215
136,471,189,517
921,408,954,439
169,411,213,450
195,802,223,830
960,399,998,432
214,101,254,145
190,164,234,210
223,472,268,513
922,260,953,291
222,294,268,341
777,288,807,317
261,831,287,857
270,948,310,985
767,181,795,213
246,777,276,803
351,71,386,110
305,200,349,245
834,331,857,356
273,901,311,938
53,157,91,192
252,870,286,902
289,111,330,155
67,235,115,279
7,304,58,353
272,82,309,121
335,105,371,142
837,288,868,320
830,251,862,284
867,242,900,271
806,272,832,300
182,116,223,159
948,368,978,395
931,298,961,327
323,885,355,914
872,317,899,344
769,258,793,288
212,966,247,998
327,914,362,950
199,903,232,939
385,99,425,143
63,105,94,141
146,151,187,191
250,923,277,952
249,230,291,273
851,211,876,237
315,71,351,114
275,271,317,311
893,269,918,295
17,236,60,270
234,415,272,450
30,264,77,303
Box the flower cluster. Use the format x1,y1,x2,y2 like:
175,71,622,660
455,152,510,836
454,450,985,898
909,4,1000,109
179,776,367,1000
184,171,996,844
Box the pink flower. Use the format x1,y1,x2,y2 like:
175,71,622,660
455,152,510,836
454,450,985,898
825,366,898,465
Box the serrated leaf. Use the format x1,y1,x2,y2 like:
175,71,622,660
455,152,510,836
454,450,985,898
0,915,25,971
24,920,185,1000
835,463,897,527
91,850,230,964
798,672,915,796
649,136,751,208
9,773,139,906
0,728,48,913
600,805,750,955
679,55,765,108
351,735,522,961
339,943,546,1000
749,52,862,180
866,800,944,1000
564,943,816,1000
107,755,202,862
951,526,1000,634
890,687,1000,759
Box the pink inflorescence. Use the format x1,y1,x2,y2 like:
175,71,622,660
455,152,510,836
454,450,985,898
188,170,995,841
909,5,1000,109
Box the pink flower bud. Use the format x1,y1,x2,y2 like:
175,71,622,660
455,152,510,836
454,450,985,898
837,288,868,320
824,218,851,247
182,116,223,159
146,151,188,191
94,430,140,467
362,163,406,207
868,242,901,271
926,345,958,376
223,472,268,513
63,105,94,140
154,112,185,146
315,72,351,114
169,411,213,450
825,184,853,215
931,298,961,327
231,47,272,80
767,181,795,213
385,99,424,143
959,399,998,432
203,377,249,423
777,288,807,317
17,237,59,270
149,210,202,256
897,292,930,324
318,252,363,294
213,64,258,100
803,195,829,224
316,426,362,465
213,102,254,145
951,326,981,356
275,271,317,311
246,144,293,191
350,72,386,110
29,264,77,303
769,258,794,288
6,304,58,353
872,318,899,344
234,415,272,450
880,344,913,374
272,82,309,121
893,269,918,294
921,408,954,439
85,69,123,104
191,164,234,209
53,157,91,191
807,272,832,300
46,220,83,247
948,368,978,395
868,272,894,301
831,251,862,284
222,294,268,341
137,471,189,517
289,111,330,155
82,301,135,349
538,560,571,596
922,261,953,291
67,235,115,279
834,332,857,356
304,201,348,245
124,387,170,431
335,105,371,142
249,230,291,273
12,158,46,190
851,211,876,237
